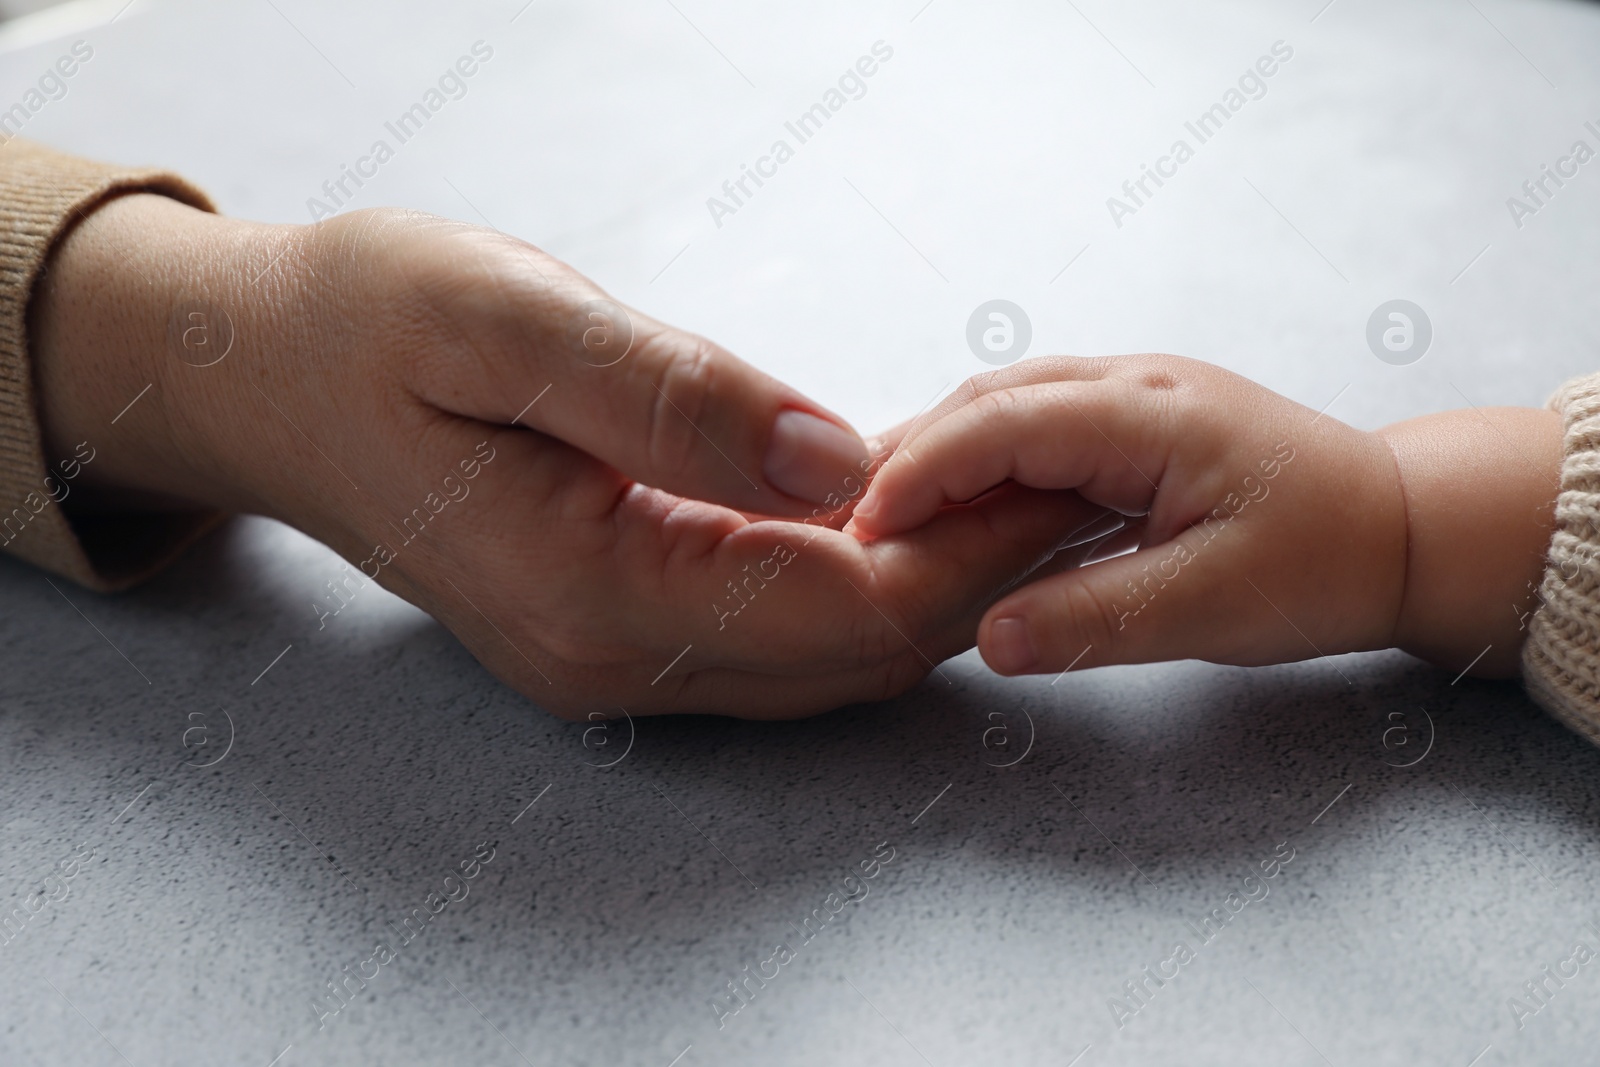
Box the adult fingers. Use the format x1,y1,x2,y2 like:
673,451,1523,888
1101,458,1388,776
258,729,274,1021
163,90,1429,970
685,510,1133,714
399,223,872,518
865,415,919,462
625,525,1133,719
641,648,934,718
787,415,918,531
658,486,1115,675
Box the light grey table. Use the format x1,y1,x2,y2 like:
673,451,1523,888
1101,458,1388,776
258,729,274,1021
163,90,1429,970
3,0,1600,1063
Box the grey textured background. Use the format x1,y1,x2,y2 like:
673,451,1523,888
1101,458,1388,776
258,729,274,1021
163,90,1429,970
3,0,1600,1064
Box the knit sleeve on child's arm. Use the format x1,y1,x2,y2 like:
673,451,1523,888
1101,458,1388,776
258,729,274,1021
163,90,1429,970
1523,371,1600,745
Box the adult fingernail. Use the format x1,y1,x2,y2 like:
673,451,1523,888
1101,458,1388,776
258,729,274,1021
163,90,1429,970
986,616,1037,674
764,409,870,504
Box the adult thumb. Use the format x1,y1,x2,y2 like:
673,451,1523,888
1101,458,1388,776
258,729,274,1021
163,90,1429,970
534,311,872,518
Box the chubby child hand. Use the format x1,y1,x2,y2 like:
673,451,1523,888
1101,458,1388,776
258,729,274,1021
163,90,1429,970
849,354,1562,682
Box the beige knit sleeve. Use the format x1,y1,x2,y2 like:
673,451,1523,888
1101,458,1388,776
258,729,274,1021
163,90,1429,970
0,139,220,592
1523,371,1600,745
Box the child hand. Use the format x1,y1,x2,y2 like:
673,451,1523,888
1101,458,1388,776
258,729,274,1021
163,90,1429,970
849,354,1560,681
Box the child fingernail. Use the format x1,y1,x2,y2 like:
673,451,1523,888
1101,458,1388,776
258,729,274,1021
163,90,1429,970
986,616,1037,674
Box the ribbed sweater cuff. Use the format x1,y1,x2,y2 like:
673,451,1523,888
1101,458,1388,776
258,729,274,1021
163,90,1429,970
1523,370,1600,746
0,139,220,591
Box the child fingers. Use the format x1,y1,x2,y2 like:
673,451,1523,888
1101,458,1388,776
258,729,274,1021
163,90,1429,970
852,377,1165,538
975,530,1246,675
886,356,1114,456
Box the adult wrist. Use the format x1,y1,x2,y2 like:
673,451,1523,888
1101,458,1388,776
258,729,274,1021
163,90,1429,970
29,192,286,518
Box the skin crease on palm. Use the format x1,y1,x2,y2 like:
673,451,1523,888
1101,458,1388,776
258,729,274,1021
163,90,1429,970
848,355,1565,683
28,193,1119,721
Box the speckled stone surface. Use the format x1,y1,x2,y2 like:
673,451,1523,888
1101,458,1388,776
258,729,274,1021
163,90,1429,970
4,0,1600,1063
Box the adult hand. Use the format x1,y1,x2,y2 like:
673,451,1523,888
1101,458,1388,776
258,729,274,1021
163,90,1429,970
31,196,1115,717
